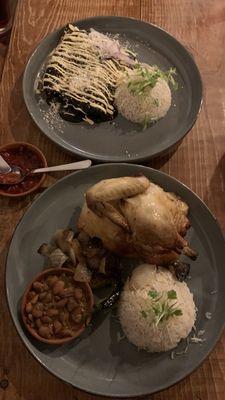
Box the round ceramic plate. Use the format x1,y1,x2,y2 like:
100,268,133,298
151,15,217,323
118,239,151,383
6,164,225,397
23,16,202,163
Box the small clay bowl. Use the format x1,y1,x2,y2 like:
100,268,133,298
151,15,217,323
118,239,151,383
21,268,94,345
0,142,47,197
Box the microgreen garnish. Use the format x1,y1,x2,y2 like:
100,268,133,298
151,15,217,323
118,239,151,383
142,117,149,130
173,309,183,316
148,290,158,299
128,64,178,96
141,310,148,319
167,289,177,300
153,98,159,107
141,289,182,326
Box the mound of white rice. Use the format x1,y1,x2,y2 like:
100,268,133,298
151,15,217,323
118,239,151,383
118,264,196,352
115,66,171,124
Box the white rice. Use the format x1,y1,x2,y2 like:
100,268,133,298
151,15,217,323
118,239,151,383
115,66,171,124
118,264,196,352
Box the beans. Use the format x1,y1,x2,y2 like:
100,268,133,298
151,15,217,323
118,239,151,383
27,291,36,301
71,313,83,324
47,275,58,287
53,280,65,295
24,271,90,341
36,302,44,310
53,320,62,334
35,318,42,328
59,311,65,324
33,281,44,292
25,302,32,313
32,308,43,318
38,326,51,339
56,299,67,308
59,310,69,325
39,291,47,300
45,302,53,309
47,308,59,317
28,313,33,322
43,293,52,303
41,316,52,324
57,328,73,338
67,298,77,312
49,325,54,335
59,329,73,337
31,294,39,305
60,288,74,298
74,288,84,301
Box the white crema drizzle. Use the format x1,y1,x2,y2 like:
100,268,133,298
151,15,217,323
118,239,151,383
43,25,132,117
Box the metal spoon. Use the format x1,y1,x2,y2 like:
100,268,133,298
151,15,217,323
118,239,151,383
0,159,92,185
0,155,11,173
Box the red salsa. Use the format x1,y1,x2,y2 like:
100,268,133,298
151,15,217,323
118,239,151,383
0,145,44,194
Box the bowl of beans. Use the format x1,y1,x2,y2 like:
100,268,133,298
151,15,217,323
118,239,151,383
21,268,94,344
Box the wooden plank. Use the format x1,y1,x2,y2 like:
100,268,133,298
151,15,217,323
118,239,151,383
0,2,141,400
0,0,18,80
142,0,225,232
141,1,225,399
0,38,9,80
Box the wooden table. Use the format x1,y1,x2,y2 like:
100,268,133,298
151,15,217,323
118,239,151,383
0,0,17,79
0,0,225,399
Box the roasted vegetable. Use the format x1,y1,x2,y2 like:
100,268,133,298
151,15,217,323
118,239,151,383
54,229,76,265
38,244,69,268
38,230,121,289
94,280,122,312
72,238,86,264
38,243,52,256
169,260,190,282
74,262,92,282
90,273,113,289
48,248,68,268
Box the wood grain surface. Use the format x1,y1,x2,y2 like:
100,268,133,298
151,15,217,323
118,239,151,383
0,37,9,79
0,0,225,399
0,0,18,79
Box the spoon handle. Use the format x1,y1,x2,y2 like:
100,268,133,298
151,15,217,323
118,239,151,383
33,159,92,173
0,155,11,173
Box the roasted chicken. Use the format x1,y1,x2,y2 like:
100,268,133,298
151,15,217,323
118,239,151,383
77,176,197,265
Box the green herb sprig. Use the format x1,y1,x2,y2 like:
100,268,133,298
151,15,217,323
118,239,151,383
127,64,178,96
141,289,183,326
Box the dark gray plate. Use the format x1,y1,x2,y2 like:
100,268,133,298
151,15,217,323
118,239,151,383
6,164,225,397
23,16,202,163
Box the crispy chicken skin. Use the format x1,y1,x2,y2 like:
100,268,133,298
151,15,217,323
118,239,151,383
77,176,197,265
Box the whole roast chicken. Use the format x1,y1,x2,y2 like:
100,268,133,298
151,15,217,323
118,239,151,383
77,176,197,265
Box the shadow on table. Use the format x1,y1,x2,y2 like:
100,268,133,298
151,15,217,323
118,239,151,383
204,153,225,228
210,153,225,186
147,144,179,170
